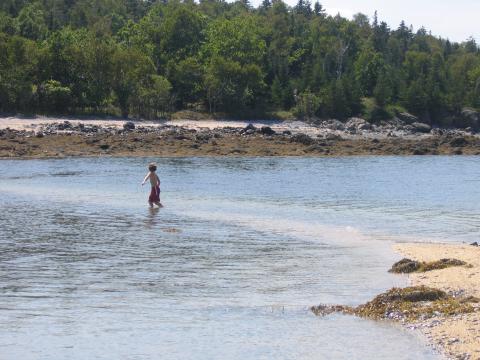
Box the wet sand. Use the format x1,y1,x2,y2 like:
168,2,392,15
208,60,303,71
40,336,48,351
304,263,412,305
395,243,480,360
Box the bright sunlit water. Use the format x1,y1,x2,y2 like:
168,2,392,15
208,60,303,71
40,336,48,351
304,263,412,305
2,156,480,359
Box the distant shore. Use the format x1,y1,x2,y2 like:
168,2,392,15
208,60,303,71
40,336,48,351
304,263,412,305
1,117,479,158
394,243,480,360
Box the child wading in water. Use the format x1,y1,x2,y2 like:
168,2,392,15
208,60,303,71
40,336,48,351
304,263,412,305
142,163,163,207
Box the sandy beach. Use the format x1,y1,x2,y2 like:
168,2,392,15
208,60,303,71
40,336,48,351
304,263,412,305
394,243,480,360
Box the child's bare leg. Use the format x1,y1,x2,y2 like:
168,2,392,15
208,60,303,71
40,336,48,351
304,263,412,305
154,201,163,207
149,201,154,208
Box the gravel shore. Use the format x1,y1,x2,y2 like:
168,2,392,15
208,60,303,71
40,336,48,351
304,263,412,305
1,117,479,158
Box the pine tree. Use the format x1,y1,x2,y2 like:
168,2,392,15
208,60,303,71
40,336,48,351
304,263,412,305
395,20,412,55
261,0,271,10
313,1,325,17
372,10,378,28
465,37,478,53
444,40,452,58
294,0,311,17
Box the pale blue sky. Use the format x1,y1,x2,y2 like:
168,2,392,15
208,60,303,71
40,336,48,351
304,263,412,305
251,0,479,43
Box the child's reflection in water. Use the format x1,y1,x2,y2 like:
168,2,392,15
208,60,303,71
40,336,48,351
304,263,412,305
145,207,160,228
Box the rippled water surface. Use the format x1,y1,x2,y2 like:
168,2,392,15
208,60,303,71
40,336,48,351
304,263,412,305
2,156,480,359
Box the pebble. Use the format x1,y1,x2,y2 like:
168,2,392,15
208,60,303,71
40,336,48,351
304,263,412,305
448,338,460,345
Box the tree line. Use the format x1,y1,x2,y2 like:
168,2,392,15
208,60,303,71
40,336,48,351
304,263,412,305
0,0,479,124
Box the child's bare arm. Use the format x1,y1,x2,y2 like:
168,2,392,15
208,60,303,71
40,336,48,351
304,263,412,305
141,172,150,185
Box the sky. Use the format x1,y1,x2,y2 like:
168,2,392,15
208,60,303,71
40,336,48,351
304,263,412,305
251,0,479,43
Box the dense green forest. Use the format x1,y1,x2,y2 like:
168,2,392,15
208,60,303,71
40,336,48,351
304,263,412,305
0,0,479,123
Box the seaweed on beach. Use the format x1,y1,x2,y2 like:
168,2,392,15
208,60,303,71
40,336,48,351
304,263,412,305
311,286,477,321
389,258,422,273
389,258,467,273
351,286,474,321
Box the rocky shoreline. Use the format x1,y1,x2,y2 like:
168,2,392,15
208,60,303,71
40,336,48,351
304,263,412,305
0,117,480,158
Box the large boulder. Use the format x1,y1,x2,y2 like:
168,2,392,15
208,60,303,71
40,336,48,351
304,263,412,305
260,126,276,136
345,117,371,131
242,123,256,132
323,119,345,131
457,108,480,129
57,121,73,130
123,121,135,131
397,112,419,124
411,122,431,133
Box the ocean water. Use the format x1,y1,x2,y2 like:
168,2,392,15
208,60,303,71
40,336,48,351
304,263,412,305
1,156,479,359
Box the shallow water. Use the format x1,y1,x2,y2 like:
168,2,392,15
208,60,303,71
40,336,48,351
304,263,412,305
1,156,479,359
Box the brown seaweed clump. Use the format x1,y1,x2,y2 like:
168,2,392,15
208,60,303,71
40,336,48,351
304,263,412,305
389,258,467,274
311,286,477,321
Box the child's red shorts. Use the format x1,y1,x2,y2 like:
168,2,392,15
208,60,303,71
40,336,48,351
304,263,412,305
149,185,160,202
